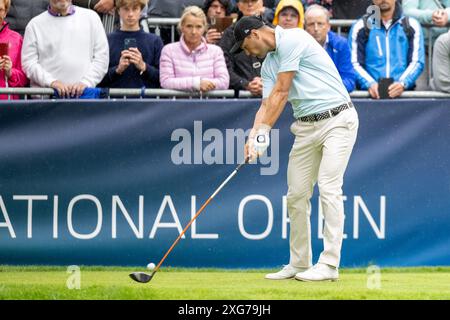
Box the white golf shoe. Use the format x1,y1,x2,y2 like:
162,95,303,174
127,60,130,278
265,265,309,280
295,263,339,282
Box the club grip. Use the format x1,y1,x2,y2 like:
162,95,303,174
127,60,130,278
236,157,250,171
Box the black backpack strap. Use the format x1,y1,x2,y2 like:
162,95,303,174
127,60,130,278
362,13,371,38
401,16,415,39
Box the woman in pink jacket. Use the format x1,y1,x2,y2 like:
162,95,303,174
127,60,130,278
160,6,229,92
0,0,28,100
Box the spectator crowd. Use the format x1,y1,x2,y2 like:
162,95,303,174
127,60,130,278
1,0,450,100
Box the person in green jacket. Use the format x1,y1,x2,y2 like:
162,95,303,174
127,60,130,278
403,0,450,42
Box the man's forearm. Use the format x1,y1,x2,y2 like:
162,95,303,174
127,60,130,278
251,104,265,131
251,71,293,131
256,90,289,128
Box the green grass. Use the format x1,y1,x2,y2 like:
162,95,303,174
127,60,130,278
0,265,449,300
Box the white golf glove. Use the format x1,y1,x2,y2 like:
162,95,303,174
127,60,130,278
247,124,271,163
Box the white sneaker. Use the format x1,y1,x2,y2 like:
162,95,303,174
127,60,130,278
295,263,339,282
265,265,309,280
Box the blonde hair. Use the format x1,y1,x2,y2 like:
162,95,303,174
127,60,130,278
0,0,11,12
115,0,148,10
178,6,207,31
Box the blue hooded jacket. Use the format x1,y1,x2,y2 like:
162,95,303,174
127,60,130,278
348,2,425,90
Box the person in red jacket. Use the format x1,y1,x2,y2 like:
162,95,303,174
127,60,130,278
0,0,28,100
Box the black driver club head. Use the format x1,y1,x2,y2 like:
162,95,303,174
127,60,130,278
129,272,154,283
128,162,248,285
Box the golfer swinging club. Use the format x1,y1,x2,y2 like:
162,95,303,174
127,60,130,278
232,16,359,282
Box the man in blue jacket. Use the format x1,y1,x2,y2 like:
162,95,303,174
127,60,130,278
305,4,356,92
349,0,425,99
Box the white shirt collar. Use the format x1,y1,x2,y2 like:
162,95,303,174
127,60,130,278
383,19,393,29
323,34,329,49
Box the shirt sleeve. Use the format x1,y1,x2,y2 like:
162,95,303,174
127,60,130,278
22,22,57,87
80,13,109,87
277,33,304,73
402,0,434,25
432,32,450,92
261,61,276,99
398,18,425,89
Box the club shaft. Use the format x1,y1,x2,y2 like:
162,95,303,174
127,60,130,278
210,168,239,199
153,160,247,273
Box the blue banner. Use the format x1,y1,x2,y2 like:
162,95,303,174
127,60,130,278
0,99,449,267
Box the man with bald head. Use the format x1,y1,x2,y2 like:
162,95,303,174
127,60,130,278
305,4,355,92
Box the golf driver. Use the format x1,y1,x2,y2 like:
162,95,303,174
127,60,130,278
129,158,249,283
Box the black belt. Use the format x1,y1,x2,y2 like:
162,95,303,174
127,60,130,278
299,102,354,123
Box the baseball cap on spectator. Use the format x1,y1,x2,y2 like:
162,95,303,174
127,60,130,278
230,15,266,54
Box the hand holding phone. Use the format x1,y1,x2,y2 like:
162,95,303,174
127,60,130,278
432,9,448,27
388,82,405,99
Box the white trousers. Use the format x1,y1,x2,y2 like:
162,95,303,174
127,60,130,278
287,106,359,268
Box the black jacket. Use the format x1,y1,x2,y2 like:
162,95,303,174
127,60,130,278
332,0,373,19
148,0,205,17
218,15,267,92
6,0,48,35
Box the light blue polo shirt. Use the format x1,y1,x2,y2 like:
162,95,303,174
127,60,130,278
262,26,351,118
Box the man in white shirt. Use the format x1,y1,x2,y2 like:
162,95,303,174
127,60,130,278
22,0,109,98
